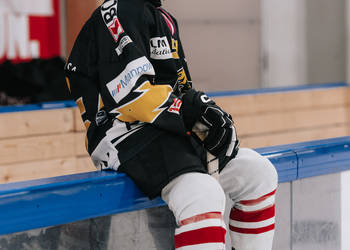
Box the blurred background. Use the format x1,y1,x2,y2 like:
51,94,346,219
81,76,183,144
0,0,348,104
164,0,347,91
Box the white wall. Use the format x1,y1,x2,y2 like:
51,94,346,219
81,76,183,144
261,0,346,88
163,0,261,92
261,0,307,87
305,0,346,84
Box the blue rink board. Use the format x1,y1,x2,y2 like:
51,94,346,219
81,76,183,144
0,136,350,236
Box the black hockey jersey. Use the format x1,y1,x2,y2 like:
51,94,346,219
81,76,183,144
65,0,194,170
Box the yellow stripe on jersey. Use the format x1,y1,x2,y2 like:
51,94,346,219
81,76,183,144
85,135,89,152
65,77,71,92
98,94,104,111
116,81,172,123
172,38,179,59
76,97,86,115
84,120,91,130
84,121,91,151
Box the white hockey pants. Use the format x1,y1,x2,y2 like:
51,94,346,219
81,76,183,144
161,148,278,250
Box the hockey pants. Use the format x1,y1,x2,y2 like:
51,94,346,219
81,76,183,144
161,148,278,250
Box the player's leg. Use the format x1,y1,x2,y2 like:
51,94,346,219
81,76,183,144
162,172,227,250
219,148,278,250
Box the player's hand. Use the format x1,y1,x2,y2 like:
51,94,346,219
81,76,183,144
200,106,235,156
182,89,239,157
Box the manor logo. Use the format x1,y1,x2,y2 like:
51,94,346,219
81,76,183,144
107,57,155,103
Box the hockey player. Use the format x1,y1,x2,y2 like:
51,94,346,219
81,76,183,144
64,0,278,249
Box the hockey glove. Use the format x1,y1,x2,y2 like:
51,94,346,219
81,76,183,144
201,106,234,155
182,89,239,157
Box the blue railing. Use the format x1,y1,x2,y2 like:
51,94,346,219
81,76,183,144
0,136,349,236
207,82,348,97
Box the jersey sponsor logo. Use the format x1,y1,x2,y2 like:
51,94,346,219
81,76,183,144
107,56,155,103
101,0,124,43
150,36,172,60
101,0,118,26
66,62,77,72
108,17,124,42
95,110,108,126
168,97,182,115
200,94,212,103
116,35,132,56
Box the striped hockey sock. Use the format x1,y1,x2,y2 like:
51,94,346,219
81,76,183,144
229,189,276,250
174,211,226,250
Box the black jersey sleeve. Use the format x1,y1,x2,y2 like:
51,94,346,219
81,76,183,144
65,18,114,154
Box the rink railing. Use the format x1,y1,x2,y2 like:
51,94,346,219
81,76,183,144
0,136,350,235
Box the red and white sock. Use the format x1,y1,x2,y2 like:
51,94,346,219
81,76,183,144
229,189,276,250
174,211,226,250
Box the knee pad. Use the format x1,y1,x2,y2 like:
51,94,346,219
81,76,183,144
246,148,278,195
162,173,227,249
220,148,278,201
162,172,226,223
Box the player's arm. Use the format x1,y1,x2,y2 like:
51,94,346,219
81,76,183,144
65,19,113,155
171,14,193,92
102,0,189,136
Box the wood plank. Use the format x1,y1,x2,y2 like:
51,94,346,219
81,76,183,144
0,157,96,184
0,124,346,183
77,156,97,171
0,109,74,139
73,107,86,132
0,157,76,183
235,106,350,136
214,87,350,116
240,124,350,148
0,134,76,165
75,132,89,157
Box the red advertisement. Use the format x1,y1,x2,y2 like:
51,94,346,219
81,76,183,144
0,0,61,63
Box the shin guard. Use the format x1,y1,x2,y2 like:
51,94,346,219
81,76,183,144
229,189,276,250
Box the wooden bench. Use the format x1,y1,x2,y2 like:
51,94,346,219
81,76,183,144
214,84,350,148
0,84,349,183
